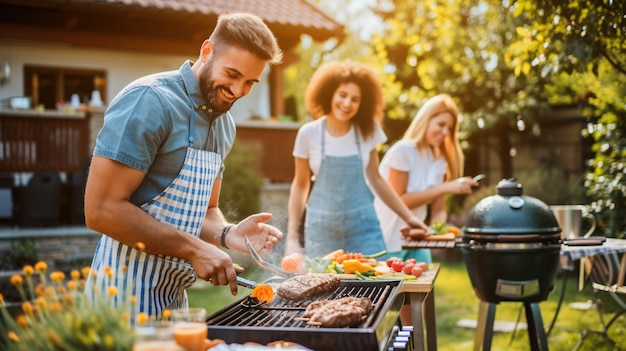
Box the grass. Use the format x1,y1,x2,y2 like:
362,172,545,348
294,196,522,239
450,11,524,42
188,253,626,351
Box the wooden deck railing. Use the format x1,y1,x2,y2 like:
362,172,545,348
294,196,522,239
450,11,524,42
0,110,90,174
0,112,299,182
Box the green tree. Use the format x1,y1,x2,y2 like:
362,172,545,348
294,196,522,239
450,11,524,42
369,0,553,178
283,0,384,122
285,0,625,235
508,0,626,237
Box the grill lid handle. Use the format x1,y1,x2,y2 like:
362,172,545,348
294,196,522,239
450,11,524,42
496,178,523,196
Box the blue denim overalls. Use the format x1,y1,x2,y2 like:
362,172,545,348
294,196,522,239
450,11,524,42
304,120,386,258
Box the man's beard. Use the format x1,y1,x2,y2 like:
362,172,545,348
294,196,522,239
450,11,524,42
198,60,235,115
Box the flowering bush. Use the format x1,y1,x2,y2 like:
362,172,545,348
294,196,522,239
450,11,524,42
0,261,136,351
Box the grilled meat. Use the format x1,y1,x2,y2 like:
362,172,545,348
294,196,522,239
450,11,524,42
275,273,341,301
303,296,372,328
302,296,372,318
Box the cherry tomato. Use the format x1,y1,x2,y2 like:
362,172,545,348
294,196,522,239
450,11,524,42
403,262,416,275
405,258,417,265
414,262,428,272
386,257,401,267
411,266,424,277
391,260,405,272
281,253,305,274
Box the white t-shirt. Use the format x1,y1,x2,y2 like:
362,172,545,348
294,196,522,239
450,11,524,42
374,140,448,251
292,117,387,176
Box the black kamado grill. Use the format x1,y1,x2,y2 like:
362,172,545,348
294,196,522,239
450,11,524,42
459,178,561,351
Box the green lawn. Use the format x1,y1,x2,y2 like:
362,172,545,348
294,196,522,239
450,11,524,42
188,254,626,351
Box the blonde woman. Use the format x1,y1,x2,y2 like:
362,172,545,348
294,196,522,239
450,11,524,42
374,94,476,263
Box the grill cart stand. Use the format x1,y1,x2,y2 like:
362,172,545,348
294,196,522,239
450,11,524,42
474,301,548,351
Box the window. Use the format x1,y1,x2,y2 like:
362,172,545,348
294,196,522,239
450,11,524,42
23,65,107,110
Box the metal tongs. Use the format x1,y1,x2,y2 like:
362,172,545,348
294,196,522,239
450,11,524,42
245,236,297,278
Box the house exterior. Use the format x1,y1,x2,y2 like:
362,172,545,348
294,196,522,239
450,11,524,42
0,0,343,117
0,0,344,263
0,0,344,178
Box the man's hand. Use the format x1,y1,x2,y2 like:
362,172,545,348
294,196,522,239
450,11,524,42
224,213,284,255
191,243,239,295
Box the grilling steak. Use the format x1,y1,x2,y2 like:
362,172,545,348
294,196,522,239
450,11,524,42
275,273,341,301
301,296,373,328
302,296,372,318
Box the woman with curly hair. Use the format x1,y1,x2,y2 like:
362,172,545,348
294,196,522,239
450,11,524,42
285,60,428,258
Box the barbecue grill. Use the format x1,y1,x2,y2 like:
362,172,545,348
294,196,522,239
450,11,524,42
459,178,561,351
206,279,405,351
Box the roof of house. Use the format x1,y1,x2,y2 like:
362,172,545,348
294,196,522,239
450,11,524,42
97,0,343,37
0,0,344,54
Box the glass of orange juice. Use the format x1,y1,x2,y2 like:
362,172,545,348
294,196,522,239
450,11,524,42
171,307,208,351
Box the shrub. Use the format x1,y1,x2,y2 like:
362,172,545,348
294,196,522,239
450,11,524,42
0,241,39,271
220,141,264,222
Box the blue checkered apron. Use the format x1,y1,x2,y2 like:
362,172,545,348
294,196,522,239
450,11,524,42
86,108,221,322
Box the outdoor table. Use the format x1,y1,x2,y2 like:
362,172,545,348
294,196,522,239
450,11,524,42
399,262,441,351
399,237,457,351
547,238,626,335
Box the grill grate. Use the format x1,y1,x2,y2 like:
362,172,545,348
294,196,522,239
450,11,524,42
206,279,404,351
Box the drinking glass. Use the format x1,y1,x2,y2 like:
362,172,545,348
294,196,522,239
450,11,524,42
133,320,181,351
171,307,208,351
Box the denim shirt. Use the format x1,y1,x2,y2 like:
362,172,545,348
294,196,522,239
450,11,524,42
93,60,236,206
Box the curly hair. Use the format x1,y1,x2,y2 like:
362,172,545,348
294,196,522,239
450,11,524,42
402,94,464,181
304,60,384,140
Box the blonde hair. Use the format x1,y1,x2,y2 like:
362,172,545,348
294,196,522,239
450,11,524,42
402,94,464,180
304,60,384,140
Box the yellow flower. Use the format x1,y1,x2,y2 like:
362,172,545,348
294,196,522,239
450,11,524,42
137,312,148,325
131,295,136,305
105,266,113,279
3,263,136,350
35,261,48,273
81,266,91,278
63,294,73,305
7,331,19,342
10,274,23,286
162,309,171,319
67,280,78,291
50,271,65,283
135,242,146,251
22,301,34,316
23,265,34,276
35,284,44,297
46,329,63,346
51,301,63,313
16,314,28,327
36,296,47,310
